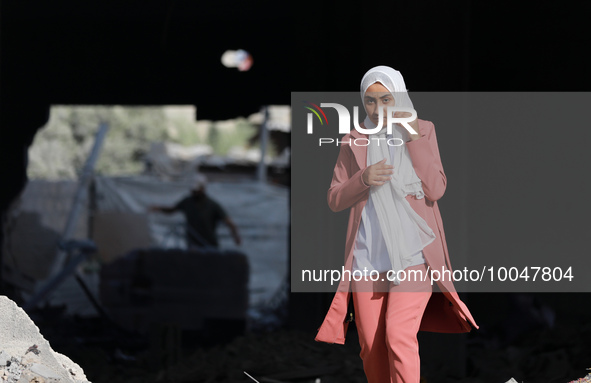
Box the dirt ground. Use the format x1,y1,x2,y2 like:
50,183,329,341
27,301,591,383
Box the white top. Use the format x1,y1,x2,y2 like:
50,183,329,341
353,134,426,273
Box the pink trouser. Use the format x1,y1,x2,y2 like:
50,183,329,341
351,263,433,383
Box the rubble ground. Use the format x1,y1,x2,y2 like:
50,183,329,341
0,296,90,383
4,295,591,383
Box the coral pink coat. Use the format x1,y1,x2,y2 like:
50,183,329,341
315,119,479,344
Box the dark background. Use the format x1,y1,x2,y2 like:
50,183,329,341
1,0,590,382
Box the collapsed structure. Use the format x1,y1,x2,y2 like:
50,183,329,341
0,295,90,383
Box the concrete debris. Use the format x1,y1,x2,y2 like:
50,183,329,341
569,373,591,383
0,296,91,383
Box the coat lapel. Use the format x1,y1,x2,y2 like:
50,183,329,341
348,129,368,171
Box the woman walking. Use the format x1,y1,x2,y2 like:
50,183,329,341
315,66,479,382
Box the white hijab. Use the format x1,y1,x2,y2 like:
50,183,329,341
360,66,436,284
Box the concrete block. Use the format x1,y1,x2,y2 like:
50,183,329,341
29,364,61,382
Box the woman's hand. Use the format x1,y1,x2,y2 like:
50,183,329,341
362,158,393,186
394,110,421,141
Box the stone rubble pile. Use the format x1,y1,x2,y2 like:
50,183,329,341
569,372,591,383
0,296,90,383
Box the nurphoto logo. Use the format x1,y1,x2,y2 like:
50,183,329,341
304,101,418,146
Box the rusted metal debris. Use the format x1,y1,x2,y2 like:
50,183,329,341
25,345,40,356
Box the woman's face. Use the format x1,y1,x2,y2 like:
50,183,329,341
364,82,394,127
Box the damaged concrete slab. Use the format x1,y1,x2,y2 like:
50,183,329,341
0,296,91,383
